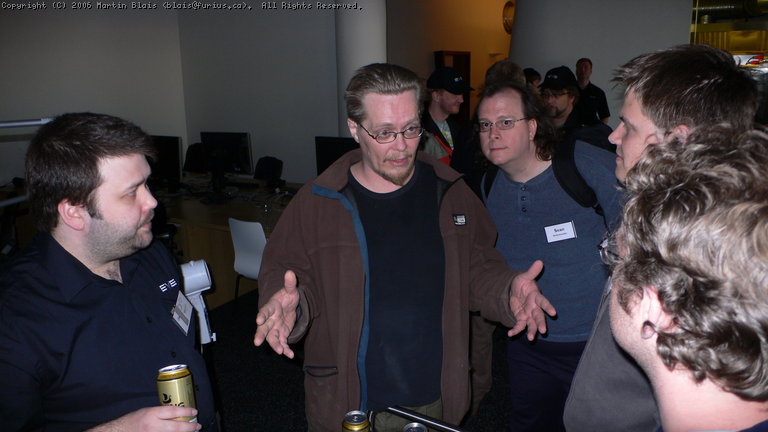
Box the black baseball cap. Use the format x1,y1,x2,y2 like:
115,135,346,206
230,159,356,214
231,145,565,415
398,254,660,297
540,66,578,90
427,66,473,94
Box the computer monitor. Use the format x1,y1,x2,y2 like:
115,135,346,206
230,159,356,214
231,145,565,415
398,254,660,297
200,132,254,176
315,136,359,175
148,135,182,193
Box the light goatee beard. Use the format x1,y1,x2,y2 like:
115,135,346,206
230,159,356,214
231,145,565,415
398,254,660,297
375,154,415,186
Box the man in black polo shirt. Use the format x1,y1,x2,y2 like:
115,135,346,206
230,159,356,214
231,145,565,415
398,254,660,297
0,113,218,431
575,58,610,125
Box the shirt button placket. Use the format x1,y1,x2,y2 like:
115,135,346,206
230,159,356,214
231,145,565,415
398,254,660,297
519,185,529,214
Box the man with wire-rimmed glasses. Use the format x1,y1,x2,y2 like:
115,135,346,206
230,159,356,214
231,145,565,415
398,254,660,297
253,63,554,432
477,80,622,432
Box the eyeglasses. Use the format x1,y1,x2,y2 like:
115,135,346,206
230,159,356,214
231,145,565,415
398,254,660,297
598,233,620,264
477,118,529,132
357,122,424,144
541,91,568,99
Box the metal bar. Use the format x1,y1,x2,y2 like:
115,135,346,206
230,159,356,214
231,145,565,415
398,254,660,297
0,118,52,129
384,406,470,432
0,195,27,208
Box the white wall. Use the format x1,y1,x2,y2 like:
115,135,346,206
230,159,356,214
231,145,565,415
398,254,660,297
508,0,691,129
0,8,340,185
0,2,693,185
0,10,187,185
177,10,339,183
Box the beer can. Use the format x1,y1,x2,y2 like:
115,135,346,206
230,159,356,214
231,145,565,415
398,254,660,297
403,422,428,432
342,410,371,431
157,364,197,422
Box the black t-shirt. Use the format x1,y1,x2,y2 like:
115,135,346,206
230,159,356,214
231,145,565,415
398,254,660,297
349,162,445,412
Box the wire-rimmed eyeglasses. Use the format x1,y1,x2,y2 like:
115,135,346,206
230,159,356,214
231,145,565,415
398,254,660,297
477,118,529,132
357,122,424,144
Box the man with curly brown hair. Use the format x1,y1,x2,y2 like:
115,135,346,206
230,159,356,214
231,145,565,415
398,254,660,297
608,125,768,432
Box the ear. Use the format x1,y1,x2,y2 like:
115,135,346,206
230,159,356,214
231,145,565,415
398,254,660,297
668,124,691,141
527,118,538,142
347,118,360,143
57,199,88,232
639,286,676,339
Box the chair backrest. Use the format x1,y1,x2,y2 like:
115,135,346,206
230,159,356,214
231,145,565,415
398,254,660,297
228,218,267,280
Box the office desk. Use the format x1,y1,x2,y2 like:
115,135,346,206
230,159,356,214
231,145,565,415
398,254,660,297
164,183,293,310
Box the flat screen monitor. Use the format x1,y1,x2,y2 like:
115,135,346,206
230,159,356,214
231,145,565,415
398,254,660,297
148,135,182,192
200,131,254,175
315,136,359,175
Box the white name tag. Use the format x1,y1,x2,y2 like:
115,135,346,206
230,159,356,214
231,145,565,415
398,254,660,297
172,291,194,335
545,221,577,243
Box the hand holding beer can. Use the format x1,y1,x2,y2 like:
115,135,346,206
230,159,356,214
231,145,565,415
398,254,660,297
157,364,197,422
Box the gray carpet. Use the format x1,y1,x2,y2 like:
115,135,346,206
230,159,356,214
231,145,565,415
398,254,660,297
207,290,511,431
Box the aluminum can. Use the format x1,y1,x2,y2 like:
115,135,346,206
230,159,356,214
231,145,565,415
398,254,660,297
157,364,197,422
403,422,428,432
342,410,371,431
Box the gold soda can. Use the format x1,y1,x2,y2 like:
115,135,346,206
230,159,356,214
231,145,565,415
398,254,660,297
342,410,371,431
157,364,197,422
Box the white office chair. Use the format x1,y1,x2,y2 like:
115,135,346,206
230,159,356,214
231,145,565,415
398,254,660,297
227,218,267,300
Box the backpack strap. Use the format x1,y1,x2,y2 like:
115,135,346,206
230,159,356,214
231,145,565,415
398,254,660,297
481,164,499,203
552,137,606,219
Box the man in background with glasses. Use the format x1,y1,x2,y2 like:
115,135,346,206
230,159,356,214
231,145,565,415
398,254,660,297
477,81,621,432
253,63,554,432
541,66,581,129
541,65,613,152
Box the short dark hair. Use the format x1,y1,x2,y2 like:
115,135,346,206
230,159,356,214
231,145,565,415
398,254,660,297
345,63,423,124
477,81,558,161
485,59,526,87
25,112,155,232
613,124,768,400
523,67,541,85
613,44,757,132
576,57,592,67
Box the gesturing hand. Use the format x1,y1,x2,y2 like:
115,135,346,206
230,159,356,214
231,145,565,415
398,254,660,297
507,260,557,341
254,270,300,358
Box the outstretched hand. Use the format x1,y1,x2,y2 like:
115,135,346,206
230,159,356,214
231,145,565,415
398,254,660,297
507,260,557,341
254,270,300,358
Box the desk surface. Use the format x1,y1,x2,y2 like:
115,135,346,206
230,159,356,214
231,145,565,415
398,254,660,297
162,175,298,231
165,194,287,233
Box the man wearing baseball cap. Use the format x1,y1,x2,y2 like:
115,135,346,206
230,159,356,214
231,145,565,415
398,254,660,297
422,66,473,164
541,65,613,152
540,65,582,128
